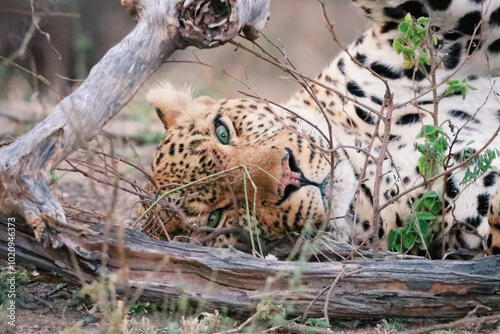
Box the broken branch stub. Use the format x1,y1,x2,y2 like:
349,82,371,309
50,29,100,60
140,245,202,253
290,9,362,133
177,0,270,47
121,0,143,18
0,0,270,246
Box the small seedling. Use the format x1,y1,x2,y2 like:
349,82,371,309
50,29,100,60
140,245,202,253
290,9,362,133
305,318,328,334
129,301,151,315
393,14,436,70
256,296,286,323
415,125,449,178
380,318,406,332
444,78,478,100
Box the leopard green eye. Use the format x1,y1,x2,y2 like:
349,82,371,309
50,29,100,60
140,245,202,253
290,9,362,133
215,122,230,145
207,209,222,228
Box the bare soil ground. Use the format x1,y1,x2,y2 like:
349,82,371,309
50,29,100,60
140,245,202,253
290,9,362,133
2,276,499,334
0,277,99,334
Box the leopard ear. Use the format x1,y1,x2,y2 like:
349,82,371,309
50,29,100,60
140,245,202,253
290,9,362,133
195,95,217,107
147,83,202,130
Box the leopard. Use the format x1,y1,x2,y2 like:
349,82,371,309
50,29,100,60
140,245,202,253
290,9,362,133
142,0,500,257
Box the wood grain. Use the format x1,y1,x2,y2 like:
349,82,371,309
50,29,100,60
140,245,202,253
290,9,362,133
1,217,499,319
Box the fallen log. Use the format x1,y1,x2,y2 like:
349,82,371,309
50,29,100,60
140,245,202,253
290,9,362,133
1,216,499,319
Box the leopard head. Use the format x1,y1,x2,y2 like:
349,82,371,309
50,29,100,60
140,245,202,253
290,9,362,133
142,84,356,249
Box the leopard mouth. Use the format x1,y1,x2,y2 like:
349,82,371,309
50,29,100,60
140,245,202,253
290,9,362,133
276,148,321,205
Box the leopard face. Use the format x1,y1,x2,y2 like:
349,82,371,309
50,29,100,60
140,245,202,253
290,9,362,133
144,85,355,248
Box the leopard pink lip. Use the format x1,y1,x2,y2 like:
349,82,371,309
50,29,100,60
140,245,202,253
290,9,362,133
277,148,322,205
278,151,302,198
277,148,311,205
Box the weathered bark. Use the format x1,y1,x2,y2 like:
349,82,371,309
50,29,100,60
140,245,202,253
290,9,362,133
1,217,499,320
0,0,270,246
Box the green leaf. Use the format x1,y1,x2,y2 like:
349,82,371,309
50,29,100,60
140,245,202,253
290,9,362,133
421,191,438,199
406,214,416,227
305,318,328,328
403,233,417,249
417,16,429,24
388,230,397,249
395,242,402,253
436,137,448,152
388,230,403,253
422,197,434,209
445,78,478,99
399,22,410,33
419,220,429,236
393,39,404,53
461,87,467,99
418,155,429,177
416,212,435,221
431,201,442,214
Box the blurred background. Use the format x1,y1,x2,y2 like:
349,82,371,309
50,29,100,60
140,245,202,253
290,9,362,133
0,0,368,104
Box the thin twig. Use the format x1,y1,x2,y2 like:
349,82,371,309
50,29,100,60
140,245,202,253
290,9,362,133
29,0,62,60
0,56,64,100
323,267,347,326
0,8,79,17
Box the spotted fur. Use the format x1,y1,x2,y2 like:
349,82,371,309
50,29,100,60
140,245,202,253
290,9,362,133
143,0,500,256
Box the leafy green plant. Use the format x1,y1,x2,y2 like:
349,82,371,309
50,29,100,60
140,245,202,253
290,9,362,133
389,7,496,259
444,78,478,100
406,127,458,254
129,301,151,315
393,14,436,69
461,148,500,186
415,125,449,178
380,318,406,332
393,122,498,254
305,318,328,334
388,191,440,253
256,296,286,323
